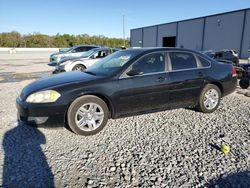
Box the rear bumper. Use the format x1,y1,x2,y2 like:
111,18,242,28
16,97,67,127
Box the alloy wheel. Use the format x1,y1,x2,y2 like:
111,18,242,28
75,103,104,132
203,89,219,110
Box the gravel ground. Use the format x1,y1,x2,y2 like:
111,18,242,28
0,54,250,187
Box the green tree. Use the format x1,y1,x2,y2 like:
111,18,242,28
0,31,130,48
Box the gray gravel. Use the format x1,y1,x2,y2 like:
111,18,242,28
0,56,250,187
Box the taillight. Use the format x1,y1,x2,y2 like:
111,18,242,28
232,66,237,77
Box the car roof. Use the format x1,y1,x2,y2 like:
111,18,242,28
73,45,101,48
123,47,200,54
90,47,110,51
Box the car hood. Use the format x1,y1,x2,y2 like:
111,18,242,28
50,52,63,57
21,71,102,98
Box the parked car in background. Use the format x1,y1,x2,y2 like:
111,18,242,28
16,48,237,136
49,45,100,65
59,48,70,53
53,47,111,73
112,46,126,53
216,49,239,66
203,50,216,58
203,49,239,66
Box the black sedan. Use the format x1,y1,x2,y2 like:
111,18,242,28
16,48,237,135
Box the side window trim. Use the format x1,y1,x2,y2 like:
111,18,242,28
195,55,203,68
119,51,167,79
165,52,172,71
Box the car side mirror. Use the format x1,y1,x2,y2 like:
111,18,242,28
90,55,96,59
126,69,143,76
72,49,76,53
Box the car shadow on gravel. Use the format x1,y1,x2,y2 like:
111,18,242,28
1,123,54,188
205,170,250,187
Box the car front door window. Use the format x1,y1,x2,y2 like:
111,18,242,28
129,52,165,75
75,47,84,52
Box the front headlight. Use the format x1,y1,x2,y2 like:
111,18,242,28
26,90,61,103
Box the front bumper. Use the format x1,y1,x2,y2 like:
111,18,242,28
48,61,58,66
50,56,62,63
53,65,66,74
53,69,66,74
16,97,67,127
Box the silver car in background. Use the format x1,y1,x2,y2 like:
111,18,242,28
49,45,100,65
53,47,112,73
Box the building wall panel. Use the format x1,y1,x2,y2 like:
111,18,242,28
177,18,204,50
131,29,143,47
130,9,249,58
157,23,177,47
143,26,157,47
241,9,250,58
203,11,244,54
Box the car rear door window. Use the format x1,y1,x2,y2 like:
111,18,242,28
75,46,94,52
132,52,165,74
169,52,197,71
85,46,95,51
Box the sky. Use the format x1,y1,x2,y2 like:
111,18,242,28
0,0,249,38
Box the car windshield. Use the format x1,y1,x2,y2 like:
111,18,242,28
86,50,139,76
64,47,74,53
205,53,214,58
80,49,98,58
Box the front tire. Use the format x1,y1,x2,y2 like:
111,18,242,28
67,95,109,136
72,64,86,71
196,84,221,113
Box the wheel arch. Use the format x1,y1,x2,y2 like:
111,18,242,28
89,93,114,118
209,82,224,95
71,61,87,70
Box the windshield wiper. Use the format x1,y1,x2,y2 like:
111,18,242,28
84,71,96,76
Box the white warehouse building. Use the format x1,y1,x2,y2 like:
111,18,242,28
130,8,250,58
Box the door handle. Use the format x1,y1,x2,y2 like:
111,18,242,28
157,76,165,82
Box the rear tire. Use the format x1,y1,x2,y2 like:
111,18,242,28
239,79,250,89
72,64,86,71
67,95,109,136
196,84,221,113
